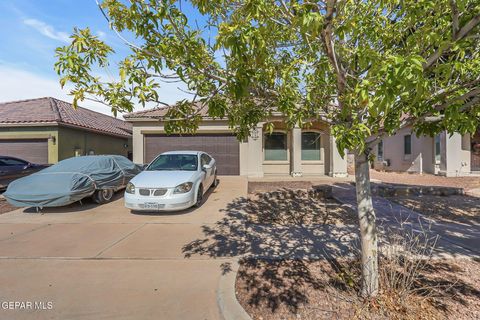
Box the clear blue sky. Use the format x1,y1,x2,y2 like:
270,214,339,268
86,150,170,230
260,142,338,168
0,0,193,116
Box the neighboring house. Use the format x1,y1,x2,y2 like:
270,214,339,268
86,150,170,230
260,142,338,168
373,126,480,177
124,104,348,177
0,97,132,164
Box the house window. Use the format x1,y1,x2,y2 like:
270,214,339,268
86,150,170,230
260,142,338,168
434,134,441,163
404,135,412,155
265,132,287,161
377,140,384,161
301,132,321,161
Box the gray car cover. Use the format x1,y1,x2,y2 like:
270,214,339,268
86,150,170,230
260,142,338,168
4,155,141,208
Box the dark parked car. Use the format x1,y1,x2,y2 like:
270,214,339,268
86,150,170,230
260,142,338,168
4,155,142,209
0,156,48,190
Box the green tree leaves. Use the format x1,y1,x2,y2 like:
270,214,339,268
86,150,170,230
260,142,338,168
54,0,480,148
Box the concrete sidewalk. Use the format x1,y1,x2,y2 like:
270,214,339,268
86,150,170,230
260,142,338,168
0,176,248,320
332,184,480,258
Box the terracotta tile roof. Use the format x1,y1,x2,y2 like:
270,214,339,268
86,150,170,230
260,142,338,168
124,101,209,119
0,97,132,137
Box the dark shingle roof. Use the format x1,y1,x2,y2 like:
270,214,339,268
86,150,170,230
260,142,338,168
0,97,132,137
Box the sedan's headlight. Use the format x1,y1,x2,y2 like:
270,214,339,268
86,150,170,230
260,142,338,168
125,182,136,194
174,182,193,194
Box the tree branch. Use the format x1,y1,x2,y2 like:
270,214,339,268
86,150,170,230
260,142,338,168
321,0,347,100
424,13,480,69
450,0,460,39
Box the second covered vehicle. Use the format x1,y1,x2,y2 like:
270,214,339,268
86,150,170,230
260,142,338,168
124,151,217,211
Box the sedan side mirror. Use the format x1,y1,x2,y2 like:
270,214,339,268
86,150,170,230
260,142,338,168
202,164,212,171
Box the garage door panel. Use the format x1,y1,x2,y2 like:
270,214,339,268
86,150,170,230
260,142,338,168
0,139,48,164
144,134,240,175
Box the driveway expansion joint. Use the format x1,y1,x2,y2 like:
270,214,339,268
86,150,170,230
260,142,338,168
94,223,147,258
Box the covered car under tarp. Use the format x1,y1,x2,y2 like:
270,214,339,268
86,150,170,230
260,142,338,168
4,155,142,208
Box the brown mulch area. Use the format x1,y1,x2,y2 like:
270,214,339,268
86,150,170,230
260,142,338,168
388,195,480,225
247,189,356,225
248,181,317,194
236,258,480,320
370,171,480,191
0,197,16,214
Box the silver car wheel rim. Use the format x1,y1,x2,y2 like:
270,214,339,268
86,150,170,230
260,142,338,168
102,189,112,200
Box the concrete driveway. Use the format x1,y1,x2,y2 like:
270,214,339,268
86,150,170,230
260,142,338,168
0,176,247,320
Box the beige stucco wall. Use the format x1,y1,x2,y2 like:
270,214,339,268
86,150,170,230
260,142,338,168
440,132,471,177
374,126,433,173
128,118,348,178
57,126,131,160
0,125,59,163
374,127,472,176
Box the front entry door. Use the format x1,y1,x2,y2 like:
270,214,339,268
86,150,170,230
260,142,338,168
472,129,480,171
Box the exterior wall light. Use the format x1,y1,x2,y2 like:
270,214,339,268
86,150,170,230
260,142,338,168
48,135,56,145
250,128,259,140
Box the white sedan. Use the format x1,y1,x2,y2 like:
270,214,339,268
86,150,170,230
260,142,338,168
124,151,217,211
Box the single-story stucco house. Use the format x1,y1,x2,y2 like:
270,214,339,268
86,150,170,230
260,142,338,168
0,97,132,164
124,105,348,178
372,126,480,177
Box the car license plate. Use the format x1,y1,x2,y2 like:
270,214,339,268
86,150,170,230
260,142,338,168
144,202,159,210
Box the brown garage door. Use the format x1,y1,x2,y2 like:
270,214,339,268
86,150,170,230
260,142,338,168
0,139,49,164
144,134,240,175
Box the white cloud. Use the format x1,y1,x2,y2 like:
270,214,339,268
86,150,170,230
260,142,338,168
0,65,115,115
23,18,70,43
0,65,192,117
96,30,106,39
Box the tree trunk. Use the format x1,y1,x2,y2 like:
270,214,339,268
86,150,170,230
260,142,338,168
354,151,379,297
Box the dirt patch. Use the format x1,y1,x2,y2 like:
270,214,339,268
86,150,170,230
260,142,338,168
388,195,480,225
0,197,16,214
248,181,316,194
370,171,480,191
246,189,356,225
236,258,480,320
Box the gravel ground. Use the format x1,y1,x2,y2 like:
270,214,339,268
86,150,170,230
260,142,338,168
246,189,356,225
237,187,480,320
0,196,16,214
388,194,480,225
370,171,480,191
248,181,317,194
236,258,480,320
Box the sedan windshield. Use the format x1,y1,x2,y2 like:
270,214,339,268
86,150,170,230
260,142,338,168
147,154,198,171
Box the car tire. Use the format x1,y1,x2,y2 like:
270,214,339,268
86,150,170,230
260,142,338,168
211,172,218,188
93,189,114,204
195,184,203,207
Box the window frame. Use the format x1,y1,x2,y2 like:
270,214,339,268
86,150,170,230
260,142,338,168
263,130,289,162
301,131,322,162
434,134,441,164
404,134,412,157
377,139,384,161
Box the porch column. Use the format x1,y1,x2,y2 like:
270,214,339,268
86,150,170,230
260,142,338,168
329,135,348,177
132,126,144,164
247,123,264,177
441,132,471,177
291,126,303,176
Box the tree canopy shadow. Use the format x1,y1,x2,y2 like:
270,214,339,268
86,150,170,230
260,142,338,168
182,187,360,312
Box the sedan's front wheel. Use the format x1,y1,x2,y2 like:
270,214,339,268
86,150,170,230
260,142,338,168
194,185,203,207
93,189,114,204
211,171,218,188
